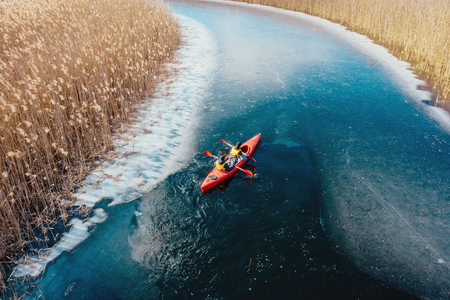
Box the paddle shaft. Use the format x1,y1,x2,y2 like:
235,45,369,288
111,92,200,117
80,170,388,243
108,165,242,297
219,139,257,162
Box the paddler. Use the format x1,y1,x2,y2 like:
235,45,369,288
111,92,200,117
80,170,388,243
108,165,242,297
215,155,232,172
228,142,245,167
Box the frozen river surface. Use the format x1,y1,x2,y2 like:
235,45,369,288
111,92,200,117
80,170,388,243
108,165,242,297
18,0,450,299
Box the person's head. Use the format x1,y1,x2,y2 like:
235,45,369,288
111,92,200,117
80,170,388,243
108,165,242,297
235,142,242,149
218,155,226,164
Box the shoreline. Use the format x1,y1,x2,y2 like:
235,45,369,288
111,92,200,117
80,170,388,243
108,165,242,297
228,0,450,111
0,0,180,288
215,0,450,132
6,14,217,295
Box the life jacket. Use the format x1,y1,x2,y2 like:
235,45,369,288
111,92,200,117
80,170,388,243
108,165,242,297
215,160,226,171
230,147,242,157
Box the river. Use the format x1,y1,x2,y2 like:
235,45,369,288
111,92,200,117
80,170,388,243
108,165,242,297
16,0,450,299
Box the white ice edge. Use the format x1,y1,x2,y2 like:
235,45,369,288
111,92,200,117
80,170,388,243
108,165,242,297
11,209,107,278
76,14,217,207
218,0,450,132
12,15,217,278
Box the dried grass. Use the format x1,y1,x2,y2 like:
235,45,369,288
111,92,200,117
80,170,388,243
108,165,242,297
0,0,179,287
233,0,450,103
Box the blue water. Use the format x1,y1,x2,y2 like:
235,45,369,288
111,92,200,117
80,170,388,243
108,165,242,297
19,0,450,299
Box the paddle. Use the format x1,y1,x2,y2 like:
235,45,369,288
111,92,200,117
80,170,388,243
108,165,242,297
219,139,257,162
203,150,253,177
235,166,254,177
203,150,218,159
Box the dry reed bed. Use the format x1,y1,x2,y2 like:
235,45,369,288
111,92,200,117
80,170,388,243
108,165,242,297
0,0,179,286
234,0,450,103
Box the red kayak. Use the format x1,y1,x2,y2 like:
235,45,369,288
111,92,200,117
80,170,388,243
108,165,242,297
200,133,261,192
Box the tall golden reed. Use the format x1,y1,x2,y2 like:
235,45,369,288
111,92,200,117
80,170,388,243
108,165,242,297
0,0,179,285
233,0,450,103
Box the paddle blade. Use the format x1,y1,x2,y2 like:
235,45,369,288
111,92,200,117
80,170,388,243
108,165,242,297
203,150,213,157
241,169,253,177
248,156,257,163
220,139,233,147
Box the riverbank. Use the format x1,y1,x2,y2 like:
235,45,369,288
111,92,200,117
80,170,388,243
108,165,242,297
231,0,450,108
0,0,180,289
5,13,217,298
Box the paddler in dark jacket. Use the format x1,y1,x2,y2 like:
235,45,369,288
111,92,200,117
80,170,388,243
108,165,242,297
215,155,232,172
